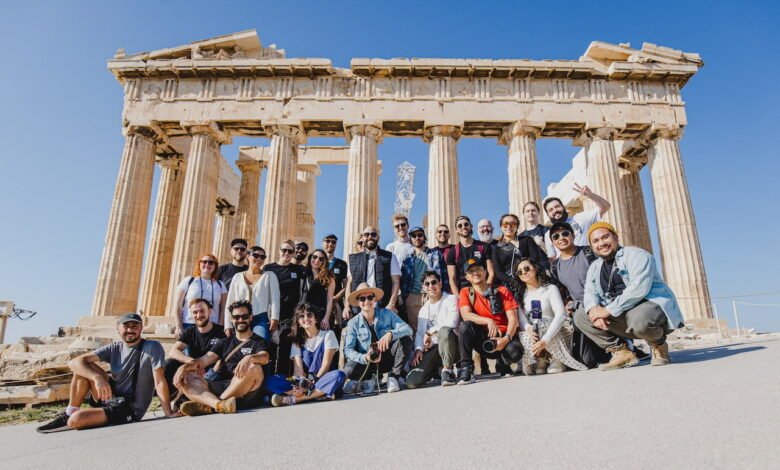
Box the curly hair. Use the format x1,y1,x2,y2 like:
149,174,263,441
514,257,556,301
228,300,253,316
307,249,334,287
289,302,319,347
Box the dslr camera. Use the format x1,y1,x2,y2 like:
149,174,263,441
482,338,498,354
367,342,381,362
289,375,315,391
487,287,504,315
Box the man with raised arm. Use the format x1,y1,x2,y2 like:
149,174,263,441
543,184,611,257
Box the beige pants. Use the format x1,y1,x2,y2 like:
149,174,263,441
404,292,425,335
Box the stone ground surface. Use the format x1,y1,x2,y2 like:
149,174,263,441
1,337,778,470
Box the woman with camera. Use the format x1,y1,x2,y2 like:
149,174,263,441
224,246,280,340
302,249,335,330
267,303,346,407
515,257,587,374
170,252,228,336
490,213,549,299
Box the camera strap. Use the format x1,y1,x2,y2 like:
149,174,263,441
213,338,251,373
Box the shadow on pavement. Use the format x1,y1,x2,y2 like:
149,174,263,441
672,344,766,364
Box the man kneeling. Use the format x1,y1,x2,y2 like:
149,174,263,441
175,300,270,415
575,222,684,370
37,313,175,433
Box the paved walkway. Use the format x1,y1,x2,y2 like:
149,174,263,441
2,337,779,469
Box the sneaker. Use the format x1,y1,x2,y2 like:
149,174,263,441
496,360,513,377
271,394,296,407
521,361,535,376
215,396,237,414
36,411,70,433
440,368,456,386
599,344,640,371
180,401,214,417
359,379,376,395
650,342,671,366
547,360,566,374
387,376,401,393
457,367,475,385
343,380,359,395
405,369,426,389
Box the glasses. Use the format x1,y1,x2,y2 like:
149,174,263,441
295,246,308,252
280,248,294,254
423,279,439,287
518,266,533,274
357,294,376,302
501,222,519,228
231,313,251,321
410,233,425,239
200,259,216,266
311,255,326,262
551,230,572,241
456,223,471,229
249,252,266,259
363,232,378,238
298,311,316,319
232,246,246,252
393,222,408,229
437,229,449,234
323,239,336,244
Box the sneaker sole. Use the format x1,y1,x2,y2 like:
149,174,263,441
650,360,671,366
36,424,69,434
441,380,456,387
599,357,641,371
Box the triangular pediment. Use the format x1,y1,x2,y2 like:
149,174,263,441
112,29,285,61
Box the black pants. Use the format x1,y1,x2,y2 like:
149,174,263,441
458,321,523,370
343,336,413,380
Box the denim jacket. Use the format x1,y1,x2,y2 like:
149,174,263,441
343,307,413,365
584,246,684,329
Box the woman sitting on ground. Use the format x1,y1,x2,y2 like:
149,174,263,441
266,303,346,406
515,257,587,375
224,246,280,340
302,249,335,330
171,253,227,335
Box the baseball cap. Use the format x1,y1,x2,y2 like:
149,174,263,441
322,233,338,241
549,222,574,236
409,226,425,235
117,313,143,325
462,257,485,273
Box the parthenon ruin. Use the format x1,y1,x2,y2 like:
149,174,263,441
93,29,711,322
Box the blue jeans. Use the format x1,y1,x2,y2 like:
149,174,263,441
251,312,270,341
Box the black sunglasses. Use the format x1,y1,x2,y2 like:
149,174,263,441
232,246,247,252
363,232,378,238
280,248,294,254
423,279,439,287
518,266,533,274
311,255,326,262
231,313,251,321
410,233,425,238
200,259,216,265
393,222,408,229
357,294,376,302
551,230,572,241
249,252,266,259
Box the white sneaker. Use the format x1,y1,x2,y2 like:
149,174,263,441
359,379,375,395
343,380,359,395
387,376,400,393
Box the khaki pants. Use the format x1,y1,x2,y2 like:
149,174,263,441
404,292,425,334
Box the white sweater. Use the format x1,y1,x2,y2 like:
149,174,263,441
224,271,280,328
521,284,567,344
414,293,460,351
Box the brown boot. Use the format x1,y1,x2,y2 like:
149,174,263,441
179,401,214,417
598,344,639,371
650,342,671,366
215,396,237,414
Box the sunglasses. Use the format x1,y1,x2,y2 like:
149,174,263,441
311,255,326,262
323,239,336,244
298,311,316,319
231,313,251,321
393,222,408,229
363,232,378,238
456,223,471,228
518,266,533,274
357,294,376,302
501,222,519,228
200,259,216,265
295,246,308,252
551,230,572,241
423,279,439,287
232,246,247,252
249,252,266,259
280,248,295,254
410,233,425,239
437,230,449,234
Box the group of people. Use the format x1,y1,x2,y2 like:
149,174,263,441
37,184,684,433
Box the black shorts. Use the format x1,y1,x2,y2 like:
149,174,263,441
88,394,140,426
207,378,264,410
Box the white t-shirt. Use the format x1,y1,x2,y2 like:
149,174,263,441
522,284,567,344
545,208,601,256
385,240,415,267
290,330,339,358
348,250,402,288
415,292,460,351
177,276,227,325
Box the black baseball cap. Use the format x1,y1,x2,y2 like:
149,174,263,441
117,313,143,324
462,257,485,273
322,233,338,241
549,222,574,236
230,238,248,248
295,241,309,250
409,226,425,235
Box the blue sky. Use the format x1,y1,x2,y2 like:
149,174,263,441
1,0,778,342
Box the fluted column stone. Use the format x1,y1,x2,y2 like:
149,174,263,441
500,122,543,222
139,154,186,316
235,157,264,245
648,126,712,320
425,125,462,247
576,126,629,240
295,164,320,248
259,124,305,255
618,162,653,253
213,203,237,262
343,124,382,257
167,122,228,316
92,126,156,316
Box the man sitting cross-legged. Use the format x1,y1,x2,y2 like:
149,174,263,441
175,300,271,416
36,313,176,433
405,271,461,388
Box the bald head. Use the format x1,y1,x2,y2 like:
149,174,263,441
362,226,379,250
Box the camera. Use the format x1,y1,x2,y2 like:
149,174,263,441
529,300,543,334
289,375,315,391
367,342,381,362
487,287,504,315
483,339,498,354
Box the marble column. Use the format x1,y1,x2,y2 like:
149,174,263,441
618,162,653,253
343,124,382,257
295,164,320,248
235,157,264,245
92,126,156,316
167,122,227,316
259,124,305,256
576,126,629,240
425,125,462,247
139,154,186,316
213,203,237,262
648,127,712,320
500,122,543,221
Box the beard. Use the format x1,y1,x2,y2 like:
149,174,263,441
550,207,569,223
365,239,377,250
195,317,210,328
478,232,493,243
235,322,250,332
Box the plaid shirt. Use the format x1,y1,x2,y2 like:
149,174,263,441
401,248,442,298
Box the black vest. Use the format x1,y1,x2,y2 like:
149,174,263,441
348,249,393,307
